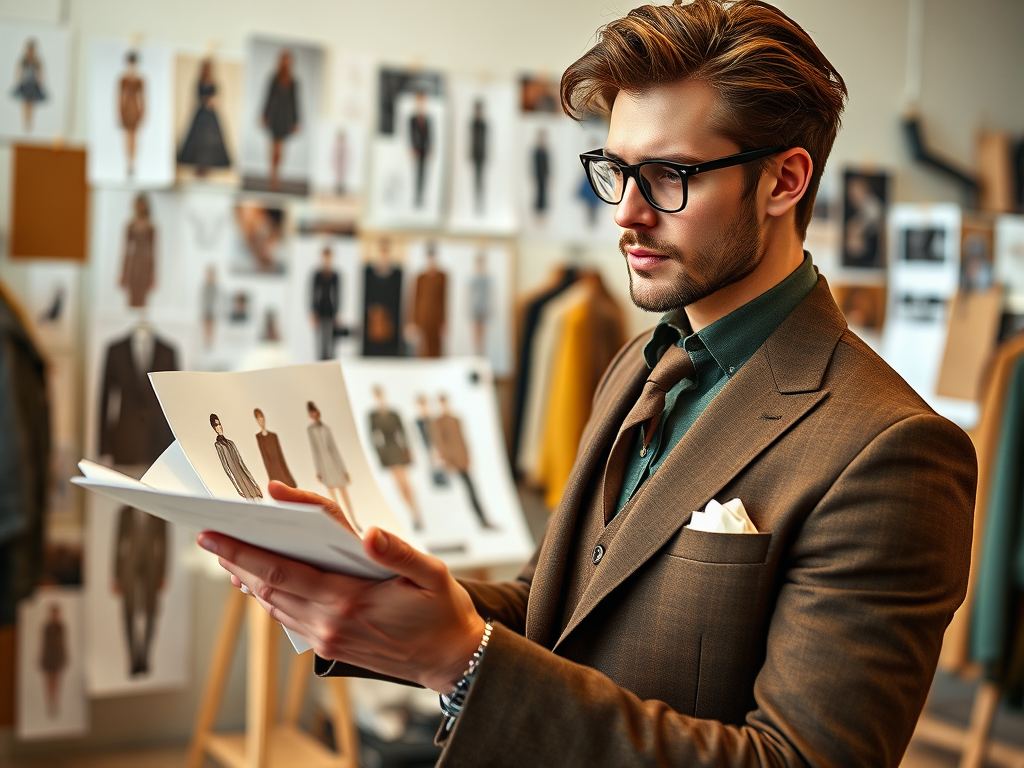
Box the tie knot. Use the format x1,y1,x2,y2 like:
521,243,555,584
646,343,695,393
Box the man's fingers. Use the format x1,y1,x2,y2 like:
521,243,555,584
362,527,448,590
266,481,349,527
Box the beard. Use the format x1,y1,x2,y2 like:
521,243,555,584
620,196,765,313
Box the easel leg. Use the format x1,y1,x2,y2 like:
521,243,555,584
187,588,248,768
246,601,278,768
282,652,310,728
327,678,360,768
960,680,1000,768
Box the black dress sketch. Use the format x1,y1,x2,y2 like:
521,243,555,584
532,129,550,219
39,604,67,717
409,91,431,208
306,401,358,531
362,240,403,356
253,408,296,488
210,414,262,501
369,386,421,530
178,59,231,175
261,51,300,191
311,247,340,361
11,39,46,133
99,327,177,466
470,99,488,214
113,505,167,676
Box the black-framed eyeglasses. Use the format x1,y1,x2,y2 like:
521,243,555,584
579,146,786,213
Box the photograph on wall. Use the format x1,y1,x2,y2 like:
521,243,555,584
240,36,324,195
369,67,447,228
558,118,619,243
446,79,518,235
360,234,408,357
402,238,514,375
87,39,175,187
840,169,888,269
91,188,184,317
287,235,362,364
344,358,534,569
232,197,288,275
518,73,566,239
148,362,410,538
0,21,71,142
174,53,242,184
16,587,88,740
995,214,1024,312
27,262,80,351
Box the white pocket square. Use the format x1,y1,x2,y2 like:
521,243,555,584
686,498,758,534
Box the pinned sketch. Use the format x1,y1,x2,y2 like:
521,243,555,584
518,73,566,239
87,39,175,187
361,235,406,357
241,36,324,195
16,587,88,740
0,22,71,142
558,119,619,243
287,235,361,363
174,54,242,183
369,67,448,228
345,358,534,568
841,169,888,269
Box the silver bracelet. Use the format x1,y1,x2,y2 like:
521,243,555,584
440,621,493,731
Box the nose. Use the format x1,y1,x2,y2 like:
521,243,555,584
613,176,658,230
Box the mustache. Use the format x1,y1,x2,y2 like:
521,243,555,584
618,230,681,259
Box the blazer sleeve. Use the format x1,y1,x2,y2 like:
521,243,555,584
436,413,976,768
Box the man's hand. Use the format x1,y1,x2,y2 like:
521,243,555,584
197,483,486,693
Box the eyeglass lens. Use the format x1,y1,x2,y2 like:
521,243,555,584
588,159,685,210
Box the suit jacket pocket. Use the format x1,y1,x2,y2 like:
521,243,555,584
666,528,772,564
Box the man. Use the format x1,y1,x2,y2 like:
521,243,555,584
198,2,976,765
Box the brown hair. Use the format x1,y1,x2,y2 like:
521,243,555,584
560,0,847,239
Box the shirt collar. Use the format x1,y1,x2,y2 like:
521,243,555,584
643,252,818,375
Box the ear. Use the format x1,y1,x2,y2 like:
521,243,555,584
763,148,812,220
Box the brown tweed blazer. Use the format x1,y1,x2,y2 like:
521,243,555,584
437,275,977,767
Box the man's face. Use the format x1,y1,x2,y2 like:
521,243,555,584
606,79,766,313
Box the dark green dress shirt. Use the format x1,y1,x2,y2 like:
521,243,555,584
615,253,819,514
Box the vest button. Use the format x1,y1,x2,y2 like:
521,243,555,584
592,545,605,565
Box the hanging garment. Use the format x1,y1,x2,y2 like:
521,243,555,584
412,268,447,357
177,81,231,169
0,283,49,625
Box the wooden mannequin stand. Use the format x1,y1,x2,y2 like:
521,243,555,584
187,588,359,768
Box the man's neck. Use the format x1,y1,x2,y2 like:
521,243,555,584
684,236,805,333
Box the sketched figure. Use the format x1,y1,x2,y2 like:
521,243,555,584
177,58,231,176
409,91,431,208
306,401,359,531
120,193,156,308
432,393,496,529
410,242,447,358
11,39,46,133
532,128,550,222
113,505,167,676
253,408,296,488
414,394,448,487
261,50,300,191
469,99,488,214
38,604,67,717
38,286,64,324
311,246,340,361
468,252,491,356
369,386,422,530
210,413,262,501
119,51,145,177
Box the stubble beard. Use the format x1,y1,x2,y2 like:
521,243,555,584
621,196,766,313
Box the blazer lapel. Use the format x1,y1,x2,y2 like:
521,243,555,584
525,336,649,647
554,275,847,649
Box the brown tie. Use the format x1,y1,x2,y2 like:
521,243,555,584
601,344,696,523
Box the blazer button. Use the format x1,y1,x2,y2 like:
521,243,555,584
592,545,605,565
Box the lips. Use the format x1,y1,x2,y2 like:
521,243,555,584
626,247,669,271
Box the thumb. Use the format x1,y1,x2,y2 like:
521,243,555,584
363,527,446,590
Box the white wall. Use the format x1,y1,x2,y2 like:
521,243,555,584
0,0,1022,755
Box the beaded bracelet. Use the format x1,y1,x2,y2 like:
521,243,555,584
440,621,493,732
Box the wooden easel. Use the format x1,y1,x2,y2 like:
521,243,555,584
187,589,359,768
914,680,1024,767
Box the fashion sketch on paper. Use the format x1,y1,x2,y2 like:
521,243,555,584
362,239,403,356
410,242,447,357
311,246,341,360
10,39,46,133
470,99,488,214
432,393,496,529
99,325,177,466
119,51,145,176
409,91,432,208
468,252,492,356
177,58,231,176
113,505,167,677
253,408,296,488
369,386,422,530
120,193,156,308
210,414,262,501
261,50,300,191
38,603,67,717
415,394,448,487
532,129,550,221
306,401,359,532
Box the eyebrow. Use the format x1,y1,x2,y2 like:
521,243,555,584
602,148,703,165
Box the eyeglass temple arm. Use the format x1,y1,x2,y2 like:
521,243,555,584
686,146,787,176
